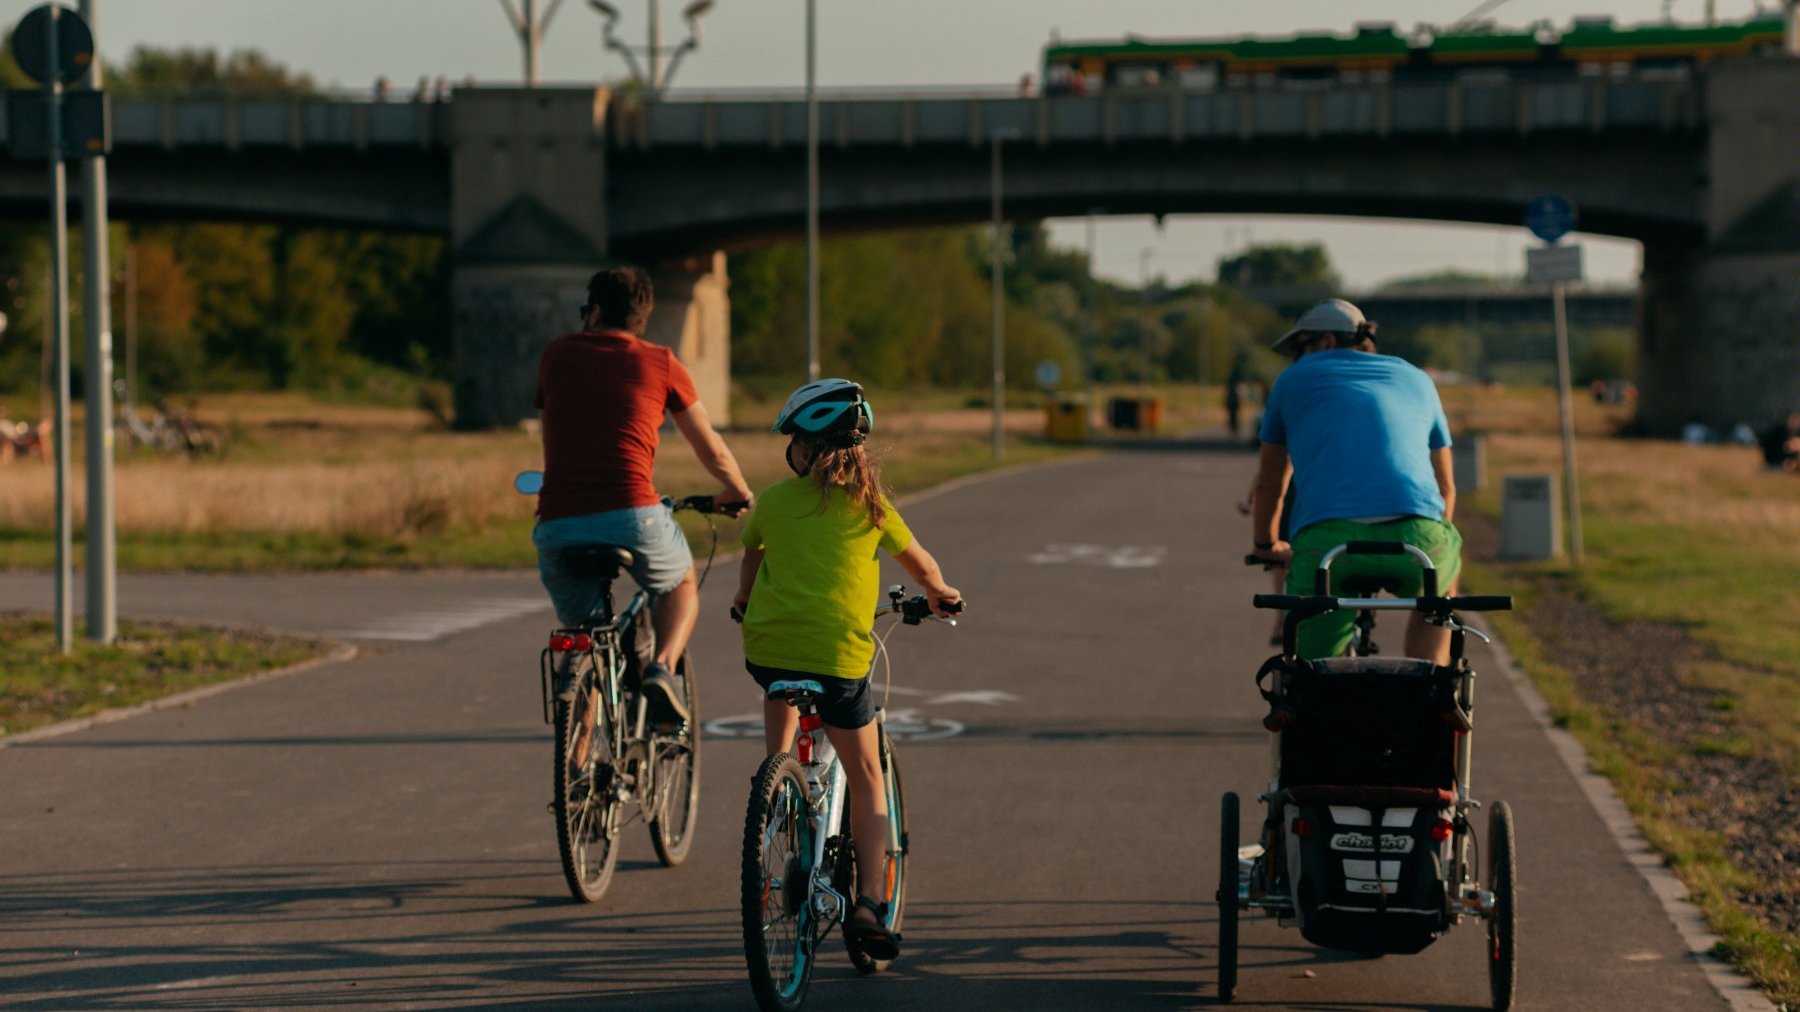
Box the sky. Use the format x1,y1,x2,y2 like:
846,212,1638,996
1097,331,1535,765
11,0,1775,289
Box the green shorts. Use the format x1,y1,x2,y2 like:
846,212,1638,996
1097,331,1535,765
1284,517,1463,660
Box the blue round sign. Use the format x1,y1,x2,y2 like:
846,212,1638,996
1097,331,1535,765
1525,194,1577,244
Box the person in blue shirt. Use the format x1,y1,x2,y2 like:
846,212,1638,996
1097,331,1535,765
1247,299,1460,663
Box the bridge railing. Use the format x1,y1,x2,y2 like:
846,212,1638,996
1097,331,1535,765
615,74,1700,150
0,95,452,152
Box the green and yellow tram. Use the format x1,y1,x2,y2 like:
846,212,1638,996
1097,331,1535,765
1040,14,1787,94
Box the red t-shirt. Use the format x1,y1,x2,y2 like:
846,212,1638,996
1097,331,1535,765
535,329,699,521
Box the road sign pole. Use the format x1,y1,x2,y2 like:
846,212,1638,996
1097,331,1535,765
45,4,72,651
1551,280,1585,564
79,0,114,644
990,131,1005,461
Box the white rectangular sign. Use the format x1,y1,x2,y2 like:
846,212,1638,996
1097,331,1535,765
1525,243,1584,284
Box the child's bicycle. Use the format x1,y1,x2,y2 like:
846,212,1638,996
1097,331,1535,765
514,470,737,904
740,587,959,1012
1222,541,1518,1010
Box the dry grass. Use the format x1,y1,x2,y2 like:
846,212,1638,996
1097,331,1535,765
0,387,1214,548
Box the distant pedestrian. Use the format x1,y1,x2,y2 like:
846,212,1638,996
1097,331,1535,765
1225,378,1244,437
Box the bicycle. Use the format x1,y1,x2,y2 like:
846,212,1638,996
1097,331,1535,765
514,469,737,904
1221,542,1517,1009
740,587,959,1012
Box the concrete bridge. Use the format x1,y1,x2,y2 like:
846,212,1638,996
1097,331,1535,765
0,62,1793,432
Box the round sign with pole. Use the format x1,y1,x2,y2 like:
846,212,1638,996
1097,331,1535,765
1524,194,1577,244
11,5,94,86
1035,359,1063,390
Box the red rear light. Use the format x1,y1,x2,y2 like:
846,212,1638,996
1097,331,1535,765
1292,817,1313,838
796,733,813,764
550,634,574,651
1430,819,1455,842
570,633,592,651
799,714,823,732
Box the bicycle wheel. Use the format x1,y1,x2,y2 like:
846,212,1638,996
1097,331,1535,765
650,650,701,866
743,753,814,1012
846,728,908,975
1218,791,1240,1002
553,664,621,904
1488,800,1517,1012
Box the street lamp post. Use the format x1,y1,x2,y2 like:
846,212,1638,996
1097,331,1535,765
499,0,564,86
990,128,1020,461
1138,247,1155,401
79,0,114,644
805,0,819,382
589,0,714,93
1083,211,1098,428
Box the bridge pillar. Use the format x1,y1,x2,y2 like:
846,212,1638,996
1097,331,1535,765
1636,60,1800,435
643,253,732,425
450,87,611,428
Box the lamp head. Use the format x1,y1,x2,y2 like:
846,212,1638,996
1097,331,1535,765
588,0,620,21
682,0,714,18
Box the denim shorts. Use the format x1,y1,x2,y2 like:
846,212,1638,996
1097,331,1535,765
534,503,693,626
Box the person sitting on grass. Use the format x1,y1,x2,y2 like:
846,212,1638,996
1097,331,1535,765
732,379,962,963
1760,411,1800,474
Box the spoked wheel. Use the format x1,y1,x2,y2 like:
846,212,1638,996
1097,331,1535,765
1488,800,1518,1012
846,729,908,975
553,670,621,903
1218,791,1240,1002
743,753,814,1012
650,651,701,867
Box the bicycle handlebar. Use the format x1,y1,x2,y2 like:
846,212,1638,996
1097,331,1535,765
1253,592,1513,614
668,494,751,517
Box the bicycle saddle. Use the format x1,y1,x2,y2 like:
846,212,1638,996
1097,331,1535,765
766,679,825,702
557,543,637,581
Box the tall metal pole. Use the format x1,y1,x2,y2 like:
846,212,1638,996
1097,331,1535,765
804,0,820,382
1787,0,1800,55
124,243,136,406
1083,212,1097,429
647,0,662,91
523,0,540,84
80,0,115,644
46,5,72,652
1551,280,1584,563
1138,247,1153,402
990,132,1005,461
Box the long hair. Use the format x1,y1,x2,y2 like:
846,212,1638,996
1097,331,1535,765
795,435,888,529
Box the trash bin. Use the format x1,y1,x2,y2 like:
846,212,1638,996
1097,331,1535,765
1141,397,1163,433
1044,397,1088,443
1107,397,1140,431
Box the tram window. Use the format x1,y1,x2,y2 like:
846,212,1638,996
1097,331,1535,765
1177,64,1219,90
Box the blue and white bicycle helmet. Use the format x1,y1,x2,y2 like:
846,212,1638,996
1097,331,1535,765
773,378,874,448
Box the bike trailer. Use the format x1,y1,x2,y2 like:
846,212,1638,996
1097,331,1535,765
1267,656,1469,954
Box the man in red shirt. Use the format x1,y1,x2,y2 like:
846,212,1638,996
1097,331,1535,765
533,265,752,723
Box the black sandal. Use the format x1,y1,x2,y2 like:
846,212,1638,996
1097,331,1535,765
843,895,901,961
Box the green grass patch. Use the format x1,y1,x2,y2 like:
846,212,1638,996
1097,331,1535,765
0,616,324,737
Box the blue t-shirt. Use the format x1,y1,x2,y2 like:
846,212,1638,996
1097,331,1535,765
1258,350,1452,534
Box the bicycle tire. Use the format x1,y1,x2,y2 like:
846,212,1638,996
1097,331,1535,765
1488,801,1518,1012
846,728,907,975
650,651,701,867
553,665,621,904
1218,791,1240,1001
743,752,814,1012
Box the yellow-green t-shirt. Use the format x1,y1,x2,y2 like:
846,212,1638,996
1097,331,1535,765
739,478,914,679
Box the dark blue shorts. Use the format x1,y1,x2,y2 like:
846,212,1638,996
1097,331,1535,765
746,661,876,730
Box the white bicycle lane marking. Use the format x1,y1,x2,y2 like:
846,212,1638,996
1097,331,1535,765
703,686,1020,743
1025,543,1165,568
321,596,549,642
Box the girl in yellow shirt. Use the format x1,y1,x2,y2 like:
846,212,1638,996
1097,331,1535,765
733,379,961,961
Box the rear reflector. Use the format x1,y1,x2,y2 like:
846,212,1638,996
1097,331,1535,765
799,714,824,732
1429,819,1454,842
1292,817,1314,838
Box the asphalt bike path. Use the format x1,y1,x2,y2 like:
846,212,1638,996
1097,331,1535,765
0,446,1729,1009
